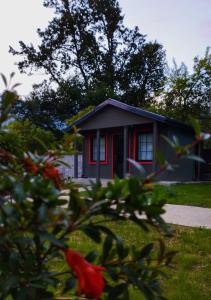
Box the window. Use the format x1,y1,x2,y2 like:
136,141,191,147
89,134,108,164
136,132,153,162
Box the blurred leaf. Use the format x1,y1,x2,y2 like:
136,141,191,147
102,235,113,263
63,277,76,293
1,73,7,87
108,283,128,299
186,154,205,163
82,225,101,243
156,150,166,166
139,243,154,259
161,135,175,148
189,117,201,136
85,250,98,263
128,158,146,175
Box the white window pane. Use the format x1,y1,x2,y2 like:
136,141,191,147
141,143,146,150
137,132,153,161
147,134,153,142
100,152,105,161
92,136,106,162
93,151,97,161
100,137,105,147
146,151,153,160
142,152,147,160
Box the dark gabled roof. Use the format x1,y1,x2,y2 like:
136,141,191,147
69,98,193,131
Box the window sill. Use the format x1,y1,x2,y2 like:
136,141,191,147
88,161,109,165
135,161,153,165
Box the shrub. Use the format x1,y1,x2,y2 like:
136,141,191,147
0,76,207,300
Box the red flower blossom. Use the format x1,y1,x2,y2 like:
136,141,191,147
23,157,38,174
64,248,106,299
42,161,61,189
0,149,14,163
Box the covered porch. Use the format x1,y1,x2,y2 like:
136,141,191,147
73,122,158,180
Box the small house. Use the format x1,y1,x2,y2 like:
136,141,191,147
71,99,202,181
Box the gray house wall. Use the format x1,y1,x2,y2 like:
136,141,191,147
82,125,196,180
80,105,151,130
157,125,196,181
83,132,113,179
79,105,196,181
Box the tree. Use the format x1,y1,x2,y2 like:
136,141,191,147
155,48,211,130
14,80,84,134
0,119,56,156
10,119,56,152
10,0,166,112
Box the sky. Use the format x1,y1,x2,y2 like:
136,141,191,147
0,0,210,96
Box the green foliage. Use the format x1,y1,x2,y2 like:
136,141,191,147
0,77,209,300
66,106,94,126
0,119,56,156
150,48,211,130
10,0,166,131
13,80,83,134
9,119,56,153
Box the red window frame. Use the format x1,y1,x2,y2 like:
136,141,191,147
133,128,153,165
88,133,109,165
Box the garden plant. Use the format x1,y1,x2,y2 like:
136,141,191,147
0,74,209,300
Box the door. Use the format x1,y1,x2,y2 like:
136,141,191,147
112,134,124,178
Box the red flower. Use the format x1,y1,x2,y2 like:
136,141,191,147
64,248,106,299
23,157,38,174
0,149,14,163
42,161,61,189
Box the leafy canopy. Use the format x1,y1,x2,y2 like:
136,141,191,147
10,0,166,109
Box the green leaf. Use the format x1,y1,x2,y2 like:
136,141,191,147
108,283,128,299
128,158,146,175
11,83,21,90
63,277,76,293
85,250,98,262
186,154,205,163
102,235,113,263
161,135,175,148
40,232,65,248
116,237,128,259
82,225,101,243
139,243,154,259
1,73,7,87
156,150,166,166
189,117,201,136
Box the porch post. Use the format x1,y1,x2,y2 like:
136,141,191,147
123,126,128,177
153,121,158,173
74,140,78,178
96,129,100,180
197,142,201,181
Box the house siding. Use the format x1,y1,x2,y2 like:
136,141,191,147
82,124,196,181
83,130,113,179
80,105,151,130
157,125,196,181
78,104,196,181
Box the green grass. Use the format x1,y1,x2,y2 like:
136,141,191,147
155,182,211,208
53,221,211,300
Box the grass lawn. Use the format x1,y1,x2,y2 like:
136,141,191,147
155,182,211,208
53,220,211,300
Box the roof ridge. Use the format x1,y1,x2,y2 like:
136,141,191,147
67,98,192,131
